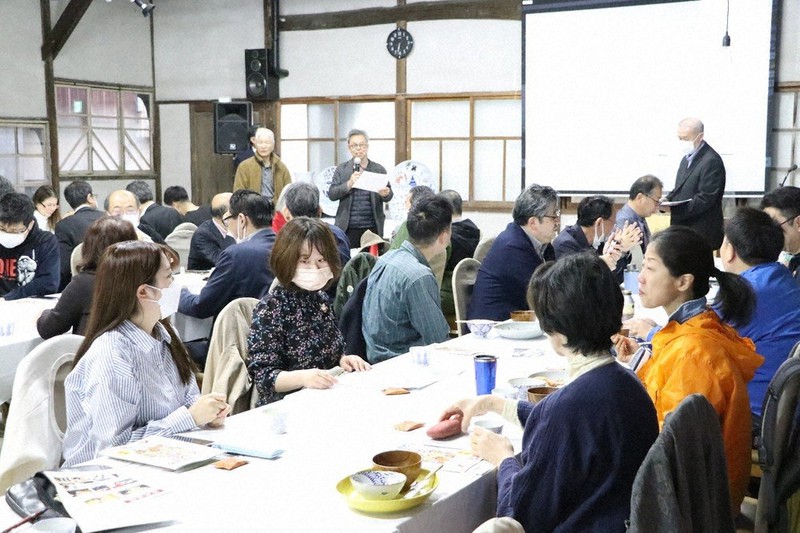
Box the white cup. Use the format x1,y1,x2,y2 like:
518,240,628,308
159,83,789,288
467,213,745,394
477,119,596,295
473,419,503,434
264,406,288,434
409,346,429,367
30,518,77,533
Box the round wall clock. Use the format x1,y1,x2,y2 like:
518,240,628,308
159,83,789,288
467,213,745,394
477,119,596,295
386,28,414,59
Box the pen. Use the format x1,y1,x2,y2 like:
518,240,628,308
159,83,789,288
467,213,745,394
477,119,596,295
1,509,47,533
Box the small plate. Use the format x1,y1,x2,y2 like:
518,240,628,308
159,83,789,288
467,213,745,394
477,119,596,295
529,369,568,387
336,468,439,513
494,321,543,339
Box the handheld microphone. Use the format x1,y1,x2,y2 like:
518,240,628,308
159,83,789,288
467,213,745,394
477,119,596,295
354,157,361,173
780,164,798,187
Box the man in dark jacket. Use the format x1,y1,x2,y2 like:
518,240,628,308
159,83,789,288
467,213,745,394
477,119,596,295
0,193,59,300
126,180,183,240
54,180,103,289
188,192,235,270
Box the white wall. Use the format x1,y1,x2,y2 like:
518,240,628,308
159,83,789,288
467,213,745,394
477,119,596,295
158,104,192,195
0,2,46,117
54,1,152,86
779,0,799,82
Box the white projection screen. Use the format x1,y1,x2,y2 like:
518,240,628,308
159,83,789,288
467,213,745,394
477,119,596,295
523,0,774,195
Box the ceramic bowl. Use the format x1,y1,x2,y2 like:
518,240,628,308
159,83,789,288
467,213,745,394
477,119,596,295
510,310,536,322
494,321,543,340
372,450,422,491
527,386,559,404
508,377,547,400
349,470,407,500
473,419,503,434
465,319,496,338
528,369,568,388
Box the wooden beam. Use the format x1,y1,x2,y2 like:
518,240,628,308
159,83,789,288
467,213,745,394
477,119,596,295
41,0,94,60
40,0,60,191
279,0,520,31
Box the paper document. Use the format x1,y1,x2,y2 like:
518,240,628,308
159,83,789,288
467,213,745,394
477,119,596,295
353,170,389,193
659,199,691,207
99,436,221,471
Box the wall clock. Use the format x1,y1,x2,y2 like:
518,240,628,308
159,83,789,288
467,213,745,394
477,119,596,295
386,28,414,59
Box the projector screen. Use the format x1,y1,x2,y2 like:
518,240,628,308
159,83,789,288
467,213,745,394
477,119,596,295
523,0,773,195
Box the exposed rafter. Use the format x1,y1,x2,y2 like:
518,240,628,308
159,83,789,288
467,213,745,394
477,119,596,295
41,0,94,60
278,0,520,32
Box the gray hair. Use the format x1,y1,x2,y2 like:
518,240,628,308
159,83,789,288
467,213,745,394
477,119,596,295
512,184,559,225
285,182,321,218
254,127,275,142
347,129,369,143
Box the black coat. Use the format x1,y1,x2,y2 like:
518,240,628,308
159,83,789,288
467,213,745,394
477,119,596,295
188,219,235,271
54,206,104,290
141,203,184,240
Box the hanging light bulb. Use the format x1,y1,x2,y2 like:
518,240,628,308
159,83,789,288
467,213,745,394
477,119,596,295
130,0,155,17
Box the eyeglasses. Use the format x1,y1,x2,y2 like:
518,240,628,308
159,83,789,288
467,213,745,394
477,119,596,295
540,210,561,220
779,215,798,227
645,194,661,205
349,143,368,149
222,215,234,226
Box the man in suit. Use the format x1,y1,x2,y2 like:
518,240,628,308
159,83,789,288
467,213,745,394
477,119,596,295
164,185,212,226
468,184,559,321
179,190,276,319
105,190,165,244
54,180,103,290
126,180,183,240
666,117,726,249
187,192,235,270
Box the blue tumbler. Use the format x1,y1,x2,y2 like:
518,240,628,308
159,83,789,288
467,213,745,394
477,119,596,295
474,355,497,395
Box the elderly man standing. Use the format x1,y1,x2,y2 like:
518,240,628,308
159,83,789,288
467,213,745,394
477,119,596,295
666,117,726,249
468,184,559,321
363,196,452,363
233,127,292,205
187,192,235,271
328,129,393,248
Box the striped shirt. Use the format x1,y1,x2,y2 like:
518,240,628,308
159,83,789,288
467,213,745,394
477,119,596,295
62,320,199,467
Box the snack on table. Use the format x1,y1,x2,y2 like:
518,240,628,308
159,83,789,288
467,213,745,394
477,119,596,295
383,387,410,396
426,416,463,440
213,457,248,470
394,420,424,432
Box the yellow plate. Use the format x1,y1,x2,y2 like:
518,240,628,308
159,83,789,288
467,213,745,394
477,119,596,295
336,468,439,513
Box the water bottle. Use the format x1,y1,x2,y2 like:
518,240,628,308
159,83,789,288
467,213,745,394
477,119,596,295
624,265,639,294
622,289,635,321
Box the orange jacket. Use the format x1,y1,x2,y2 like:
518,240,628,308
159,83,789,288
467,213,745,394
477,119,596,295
637,310,764,511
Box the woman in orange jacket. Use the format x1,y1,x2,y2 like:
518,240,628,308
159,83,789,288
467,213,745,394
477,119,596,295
616,225,764,513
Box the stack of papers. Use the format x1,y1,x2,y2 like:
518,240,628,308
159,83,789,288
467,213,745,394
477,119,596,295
100,436,221,471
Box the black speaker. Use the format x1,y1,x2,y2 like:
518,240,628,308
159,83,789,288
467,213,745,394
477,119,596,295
245,48,280,101
214,102,252,154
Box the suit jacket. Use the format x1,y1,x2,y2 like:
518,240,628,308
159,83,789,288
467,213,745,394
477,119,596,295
141,203,184,241
54,206,104,290
188,219,235,271
328,159,393,235
179,228,276,319
667,142,726,249
184,205,212,226
468,222,555,321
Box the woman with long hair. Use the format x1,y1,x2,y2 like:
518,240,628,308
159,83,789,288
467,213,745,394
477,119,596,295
62,240,230,466
32,185,61,232
248,217,370,406
615,225,764,510
37,216,137,338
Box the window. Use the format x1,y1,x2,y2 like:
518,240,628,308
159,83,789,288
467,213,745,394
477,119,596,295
0,122,49,194
773,90,800,187
56,85,153,175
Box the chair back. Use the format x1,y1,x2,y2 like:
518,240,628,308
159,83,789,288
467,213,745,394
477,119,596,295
165,222,198,269
452,258,481,336
473,237,495,263
70,243,83,276
202,297,260,414
755,345,800,532
0,334,84,492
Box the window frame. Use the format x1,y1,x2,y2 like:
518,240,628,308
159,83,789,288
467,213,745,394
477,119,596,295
0,120,50,192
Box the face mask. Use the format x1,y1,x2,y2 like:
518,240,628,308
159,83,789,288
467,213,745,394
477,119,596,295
779,251,795,268
292,266,333,292
592,220,605,249
0,230,27,249
121,213,140,227
227,216,245,244
145,284,181,319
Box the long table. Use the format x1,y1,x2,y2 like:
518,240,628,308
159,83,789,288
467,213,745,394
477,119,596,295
0,328,567,532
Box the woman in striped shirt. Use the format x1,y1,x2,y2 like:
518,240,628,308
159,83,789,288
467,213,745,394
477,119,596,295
62,241,230,466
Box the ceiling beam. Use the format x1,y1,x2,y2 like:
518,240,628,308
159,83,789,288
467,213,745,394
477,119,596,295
41,0,94,60
278,0,520,32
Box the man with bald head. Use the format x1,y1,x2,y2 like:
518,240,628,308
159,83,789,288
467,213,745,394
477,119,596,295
233,127,292,204
105,189,164,244
665,117,726,249
188,192,236,270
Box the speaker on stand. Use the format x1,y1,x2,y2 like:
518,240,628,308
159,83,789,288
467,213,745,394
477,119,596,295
213,102,252,155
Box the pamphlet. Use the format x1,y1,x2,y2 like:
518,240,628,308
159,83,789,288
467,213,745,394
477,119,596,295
399,443,484,474
352,170,390,193
99,435,222,471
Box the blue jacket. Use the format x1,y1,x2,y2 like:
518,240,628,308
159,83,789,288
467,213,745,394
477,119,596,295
0,225,60,300
179,228,276,319
468,223,554,321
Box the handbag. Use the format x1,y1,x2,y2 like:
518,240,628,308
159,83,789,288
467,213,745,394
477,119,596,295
5,472,70,521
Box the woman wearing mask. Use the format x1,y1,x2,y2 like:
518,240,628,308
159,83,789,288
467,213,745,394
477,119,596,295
32,185,61,233
62,241,231,467
37,216,137,338
615,226,763,510
248,217,371,406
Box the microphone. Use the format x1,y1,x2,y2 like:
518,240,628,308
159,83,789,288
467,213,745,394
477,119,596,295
353,157,361,173
780,164,798,187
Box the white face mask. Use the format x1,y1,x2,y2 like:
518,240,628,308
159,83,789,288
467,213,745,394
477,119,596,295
121,213,140,228
145,284,181,319
0,230,27,249
227,216,245,244
779,251,795,268
292,266,333,292
592,220,605,249
679,132,701,156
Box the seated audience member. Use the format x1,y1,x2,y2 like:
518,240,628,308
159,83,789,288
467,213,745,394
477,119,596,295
179,190,276,319
248,217,370,406
126,180,183,240
468,184,558,321
761,185,800,283
614,226,763,510
282,182,350,268
62,241,230,466
32,185,61,233
440,253,658,532
187,192,235,271
363,196,451,363
105,189,165,244
615,174,664,253
719,207,800,428
233,127,292,205
0,175,13,198
163,185,212,225
0,193,59,300
54,180,103,289
37,216,137,338
439,189,480,319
